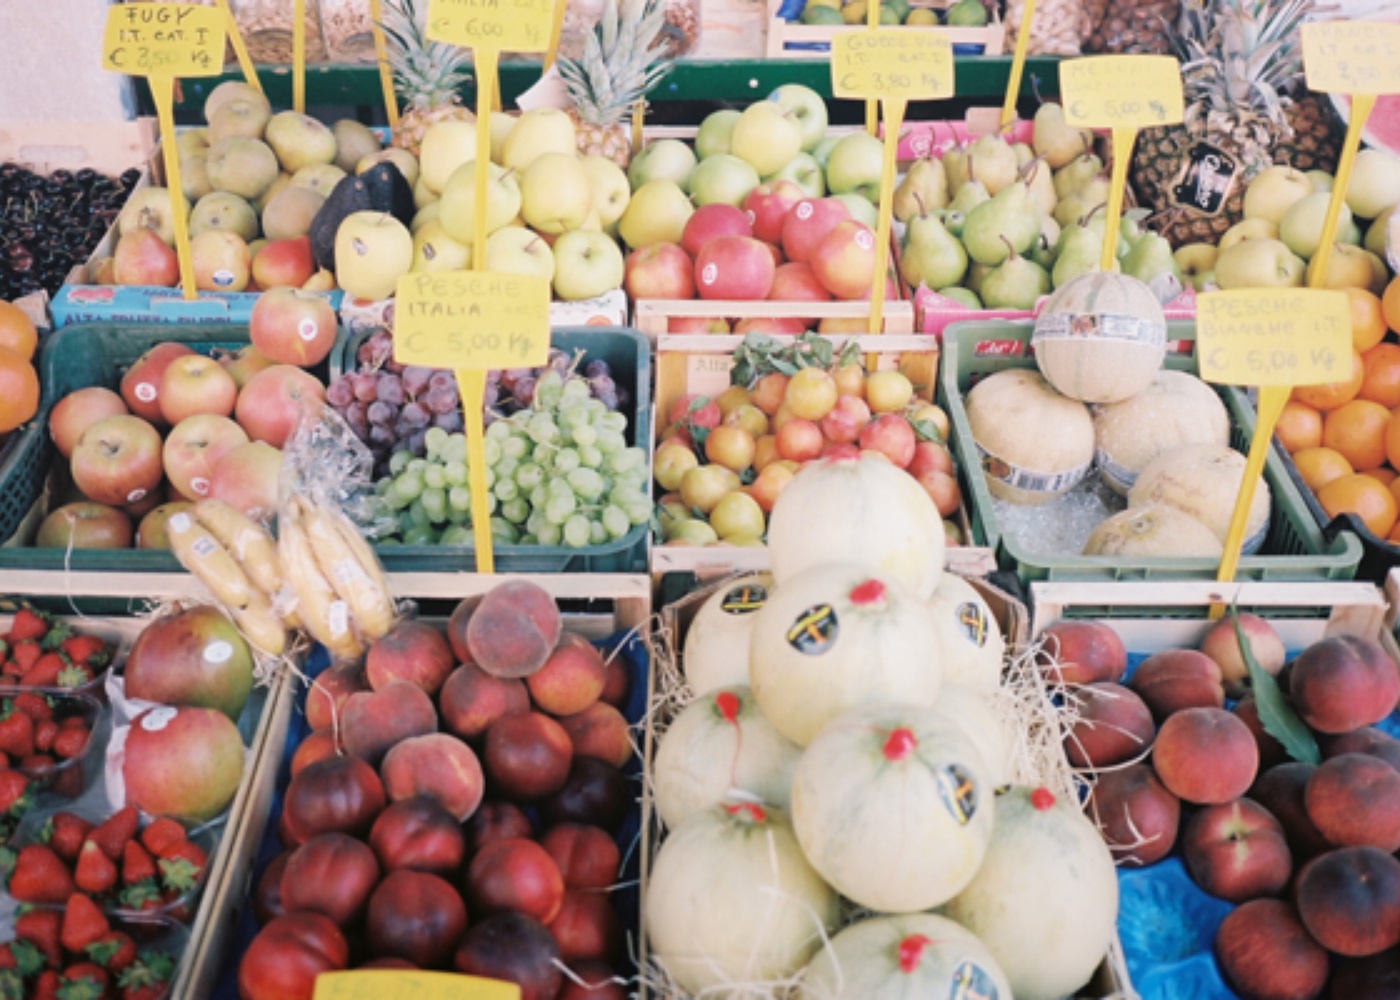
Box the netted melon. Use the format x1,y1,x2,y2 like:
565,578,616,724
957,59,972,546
965,369,1094,505
1093,371,1230,495
1129,443,1270,554
1032,272,1167,404
1083,505,1225,558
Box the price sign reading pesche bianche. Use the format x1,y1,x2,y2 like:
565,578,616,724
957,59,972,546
1196,288,1353,388
102,3,227,77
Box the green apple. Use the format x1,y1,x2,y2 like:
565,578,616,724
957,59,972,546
768,84,829,152
618,179,693,249
1279,191,1352,260
1306,242,1377,291
688,153,761,208
552,229,625,301
731,102,803,178
766,152,825,199
489,111,516,164
519,152,594,234
1219,217,1278,250
1345,148,1400,220
411,219,472,273
695,109,741,160
831,193,877,228
410,201,442,233
1173,242,1219,292
501,107,577,173
419,120,478,195
438,160,522,243
1307,169,1334,193
1214,238,1305,290
334,211,414,300
484,225,555,281
825,132,885,201
580,155,631,231
628,138,697,192
1241,165,1313,225
811,135,842,169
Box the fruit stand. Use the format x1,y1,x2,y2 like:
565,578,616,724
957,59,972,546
2,0,1400,996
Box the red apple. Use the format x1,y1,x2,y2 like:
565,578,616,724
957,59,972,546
694,236,776,301
811,221,878,300
623,243,694,301
35,501,133,550
121,342,196,424
217,345,277,390
667,316,730,333
234,365,327,448
680,204,753,258
818,393,871,444
70,414,164,506
49,387,129,460
768,261,834,302
731,317,807,335
858,413,916,467
136,501,196,550
249,287,338,368
744,180,806,245
252,235,317,290
113,228,179,287
781,198,851,264
162,414,250,499
207,441,282,520
159,354,238,424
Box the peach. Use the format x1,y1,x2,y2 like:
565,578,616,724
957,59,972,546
1230,695,1289,772
1086,764,1180,866
305,663,370,732
539,823,621,890
1304,753,1400,851
381,733,485,822
280,832,380,927
1289,635,1400,734
484,712,573,801
467,800,534,853
1152,707,1259,805
466,581,562,678
599,656,631,709
549,889,624,964
1129,648,1225,722
439,663,530,743
366,870,466,971
527,634,607,717
1328,945,1400,999
290,730,340,777
1296,846,1400,957
446,594,483,664
1320,726,1400,773
1037,620,1126,685
1199,613,1287,699
1250,762,1333,862
541,757,629,833
1182,798,1293,902
557,702,633,769
1215,899,1329,1000
466,837,565,925
365,620,455,695
341,680,438,767
1063,683,1156,769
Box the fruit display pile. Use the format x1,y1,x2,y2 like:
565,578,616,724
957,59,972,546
784,0,990,29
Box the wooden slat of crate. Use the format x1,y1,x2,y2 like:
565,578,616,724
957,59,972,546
764,0,1005,58
633,298,917,341
0,119,158,177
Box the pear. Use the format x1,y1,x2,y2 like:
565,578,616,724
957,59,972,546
1052,223,1109,288
981,242,1050,309
943,209,967,238
1032,103,1092,170
1054,191,1099,229
966,262,993,296
1053,152,1103,198
938,286,982,307
943,143,971,191
1118,208,1152,248
1030,231,1057,270
1345,148,1400,220
1021,157,1058,217
899,210,968,289
1242,165,1313,225
948,180,990,216
1013,143,1035,167
963,181,1039,265
967,134,1020,195
1122,232,1184,304
893,157,949,222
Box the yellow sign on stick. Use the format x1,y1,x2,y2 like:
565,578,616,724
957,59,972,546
102,3,227,76
393,271,551,369
1060,55,1185,129
314,971,521,1000
1196,289,1352,387
1301,21,1400,95
830,30,954,101
426,0,556,53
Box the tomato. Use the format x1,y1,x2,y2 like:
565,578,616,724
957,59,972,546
238,912,349,1000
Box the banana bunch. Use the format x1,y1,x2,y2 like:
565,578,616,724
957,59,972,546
278,493,395,661
167,501,289,656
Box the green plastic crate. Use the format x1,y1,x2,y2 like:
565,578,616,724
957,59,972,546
0,418,50,548
936,320,1362,584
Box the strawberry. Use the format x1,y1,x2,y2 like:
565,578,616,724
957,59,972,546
10,642,42,674
115,881,161,915
85,932,136,976
0,770,32,817
155,840,205,894
137,820,184,859
20,653,68,689
51,728,90,762
34,719,58,753
0,710,34,760
9,609,50,644
38,618,72,651
86,808,138,862
0,968,21,1000
58,636,109,672
32,968,60,1000
59,894,109,955
11,693,53,724
120,843,155,888
44,813,96,865
74,842,118,895
55,664,93,689
117,953,174,1000
4,845,76,904
0,939,45,978
57,962,108,1000
15,907,63,968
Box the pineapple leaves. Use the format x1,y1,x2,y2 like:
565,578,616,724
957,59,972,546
1230,606,1320,766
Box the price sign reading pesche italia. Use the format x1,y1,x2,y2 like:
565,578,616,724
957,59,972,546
1059,55,1184,129
426,0,556,53
830,31,954,101
102,3,227,77
1196,288,1353,388
393,271,550,370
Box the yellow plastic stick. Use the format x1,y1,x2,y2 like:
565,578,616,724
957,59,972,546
456,367,496,573
1099,127,1135,271
1213,384,1286,598
1309,93,1376,285
151,75,198,300
1000,0,1034,130
865,0,881,136
868,96,905,353
293,0,307,112
215,0,263,95
368,0,400,128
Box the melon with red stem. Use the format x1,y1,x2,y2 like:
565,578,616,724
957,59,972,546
681,572,773,696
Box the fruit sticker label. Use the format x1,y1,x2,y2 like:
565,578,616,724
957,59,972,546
955,603,990,648
1196,289,1352,387
393,271,550,370
830,31,955,102
1059,55,1185,129
1170,142,1239,217
935,763,979,826
721,584,768,615
102,3,227,77
203,641,234,665
141,706,178,733
786,604,839,655
975,441,1091,499
314,970,521,1000
426,0,557,53
949,959,1000,1000
1032,312,1166,349
1301,21,1400,95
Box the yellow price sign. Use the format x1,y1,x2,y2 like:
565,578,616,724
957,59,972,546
314,971,520,1000
393,271,551,370
1059,55,1185,129
830,31,955,101
1301,21,1400,95
426,0,557,53
1196,288,1352,388
102,3,227,78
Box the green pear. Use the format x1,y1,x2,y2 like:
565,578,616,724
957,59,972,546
1022,157,1058,217
943,209,967,238
1052,222,1110,288
966,262,992,295
943,143,971,191
937,286,982,307
1013,143,1035,167
963,181,1038,265
1215,238,1306,289
1029,232,1057,270
1121,232,1184,303
1242,165,1313,225
1345,148,1400,220
893,157,949,222
948,180,990,216
1054,191,1098,228
1280,191,1353,260
967,134,1020,195
981,245,1050,309
899,210,968,289
1032,103,1092,170
1053,152,1103,198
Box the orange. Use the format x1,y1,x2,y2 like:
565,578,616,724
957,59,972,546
1317,472,1399,537
1389,475,1400,509
1346,287,1387,353
0,346,37,434
1385,408,1400,470
0,302,37,363
1292,446,1354,493
1382,274,1400,333
1389,521,1400,544
1275,400,1323,453
1359,343,1400,408
1368,466,1398,487
1322,398,1392,470
1292,350,1364,411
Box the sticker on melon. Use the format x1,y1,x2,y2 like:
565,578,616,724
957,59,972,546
681,572,773,696
965,369,1094,506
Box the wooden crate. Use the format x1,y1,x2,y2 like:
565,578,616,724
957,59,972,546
650,332,997,579
765,0,1005,58
633,297,917,340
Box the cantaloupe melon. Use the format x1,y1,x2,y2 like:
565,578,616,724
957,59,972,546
1083,504,1225,557
1129,443,1270,554
965,369,1095,505
1032,272,1167,404
1093,370,1231,495
682,572,773,695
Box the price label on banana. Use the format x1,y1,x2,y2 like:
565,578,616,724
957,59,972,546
315,971,521,1000
102,3,227,77
426,0,557,52
830,31,954,101
1301,21,1400,95
1059,55,1185,129
1196,289,1353,388
392,271,551,370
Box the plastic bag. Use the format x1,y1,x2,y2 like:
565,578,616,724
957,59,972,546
1003,0,1086,57
1082,0,1180,54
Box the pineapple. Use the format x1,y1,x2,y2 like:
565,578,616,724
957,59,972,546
379,0,476,157
1131,0,1342,246
557,0,673,167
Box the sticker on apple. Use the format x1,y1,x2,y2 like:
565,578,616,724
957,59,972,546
134,382,158,403
203,640,234,665
701,263,718,286
795,201,814,220
298,318,320,342
126,488,148,504
855,229,874,251
191,476,210,495
141,706,179,732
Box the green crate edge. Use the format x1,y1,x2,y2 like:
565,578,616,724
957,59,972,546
936,319,1363,584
